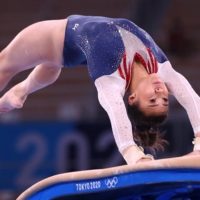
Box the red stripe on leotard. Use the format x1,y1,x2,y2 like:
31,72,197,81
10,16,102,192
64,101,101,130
118,65,125,80
146,47,154,72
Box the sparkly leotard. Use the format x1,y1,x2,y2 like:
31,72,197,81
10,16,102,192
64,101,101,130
63,15,167,82
63,15,200,156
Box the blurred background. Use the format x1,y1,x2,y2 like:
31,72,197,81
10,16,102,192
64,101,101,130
0,0,199,199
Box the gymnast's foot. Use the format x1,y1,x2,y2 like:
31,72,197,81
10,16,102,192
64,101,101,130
0,87,27,114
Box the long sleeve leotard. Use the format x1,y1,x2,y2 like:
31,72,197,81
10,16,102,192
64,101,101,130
63,15,200,163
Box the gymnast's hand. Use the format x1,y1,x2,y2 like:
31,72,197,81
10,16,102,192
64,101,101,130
183,150,200,157
184,136,200,156
136,157,153,163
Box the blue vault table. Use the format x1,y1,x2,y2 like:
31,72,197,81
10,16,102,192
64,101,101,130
17,156,200,200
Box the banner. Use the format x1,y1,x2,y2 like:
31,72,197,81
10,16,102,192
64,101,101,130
0,119,193,191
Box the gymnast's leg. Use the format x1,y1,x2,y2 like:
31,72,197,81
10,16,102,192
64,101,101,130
0,19,66,91
0,62,62,113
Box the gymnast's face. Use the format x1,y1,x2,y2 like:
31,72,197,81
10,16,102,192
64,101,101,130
128,73,169,115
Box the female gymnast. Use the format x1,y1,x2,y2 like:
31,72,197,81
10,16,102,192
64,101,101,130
0,15,199,164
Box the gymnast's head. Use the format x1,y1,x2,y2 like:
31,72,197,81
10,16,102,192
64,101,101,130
127,63,169,151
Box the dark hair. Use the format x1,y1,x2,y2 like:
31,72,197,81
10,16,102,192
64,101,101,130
127,102,168,152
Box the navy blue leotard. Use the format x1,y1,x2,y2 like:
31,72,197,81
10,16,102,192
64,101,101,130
62,15,168,81
61,15,200,159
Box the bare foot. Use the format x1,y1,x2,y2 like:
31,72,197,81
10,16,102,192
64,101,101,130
0,87,27,114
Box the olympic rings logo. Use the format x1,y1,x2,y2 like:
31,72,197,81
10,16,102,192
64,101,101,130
105,177,118,188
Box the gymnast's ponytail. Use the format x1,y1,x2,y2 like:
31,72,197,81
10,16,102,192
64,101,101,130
127,102,168,152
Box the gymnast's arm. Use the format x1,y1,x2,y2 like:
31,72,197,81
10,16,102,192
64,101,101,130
158,61,200,153
95,75,153,164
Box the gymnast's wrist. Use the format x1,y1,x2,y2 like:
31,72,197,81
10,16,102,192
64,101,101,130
122,144,146,165
193,136,200,151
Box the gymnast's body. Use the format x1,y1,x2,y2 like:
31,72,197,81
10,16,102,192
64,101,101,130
0,15,200,164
